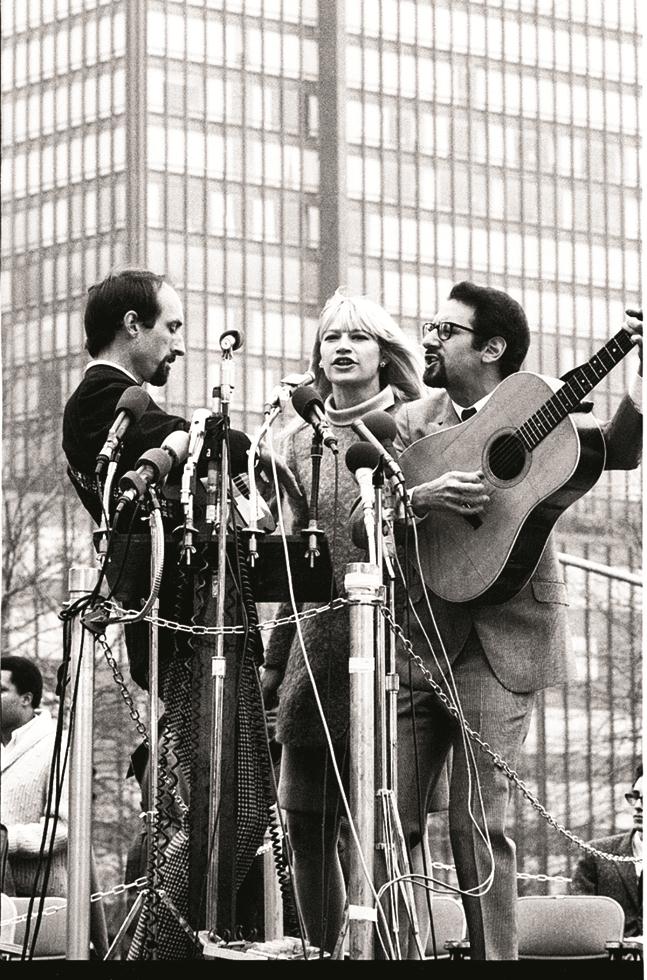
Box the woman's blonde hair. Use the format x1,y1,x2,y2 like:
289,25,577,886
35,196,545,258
309,289,425,403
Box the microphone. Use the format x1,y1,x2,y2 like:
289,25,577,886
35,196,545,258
95,386,150,477
219,329,244,352
351,411,407,496
227,430,275,531
264,369,316,415
346,442,381,564
345,441,381,511
116,429,190,513
291,386,339,454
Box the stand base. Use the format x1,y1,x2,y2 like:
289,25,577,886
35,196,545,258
200,934,328,960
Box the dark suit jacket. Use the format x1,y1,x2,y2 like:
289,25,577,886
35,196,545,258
571,831,642,938
393,388,642,694
62,363,188,524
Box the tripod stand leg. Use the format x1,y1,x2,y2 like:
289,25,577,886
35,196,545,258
104,890,146,960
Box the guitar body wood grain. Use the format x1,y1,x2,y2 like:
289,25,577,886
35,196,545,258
398,372,607,604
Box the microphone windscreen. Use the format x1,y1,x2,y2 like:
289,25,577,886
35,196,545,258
131,446,173,481
345,441,381,474
360,410,397,446
115,385,150,422
291,385,324,420
229,429,252,476
162,429,190,466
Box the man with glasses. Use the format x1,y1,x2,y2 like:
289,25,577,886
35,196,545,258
387,281,642,959
571,764,643,938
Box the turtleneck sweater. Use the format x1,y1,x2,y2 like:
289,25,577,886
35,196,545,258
263,386,400,747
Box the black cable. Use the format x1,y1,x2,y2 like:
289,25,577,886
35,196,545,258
21,612,85,959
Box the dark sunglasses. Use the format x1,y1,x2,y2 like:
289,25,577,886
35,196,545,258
625,791,643,806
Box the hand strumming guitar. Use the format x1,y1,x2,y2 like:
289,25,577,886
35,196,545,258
408,469,490,519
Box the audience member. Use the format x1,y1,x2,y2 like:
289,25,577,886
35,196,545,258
1,655,109,957
571,764,643,938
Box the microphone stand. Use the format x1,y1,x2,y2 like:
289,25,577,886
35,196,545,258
205,341,235,942
374,480,423,960
95,454,120,565
302,431,325,566
242,405,281,566
144,487,164,957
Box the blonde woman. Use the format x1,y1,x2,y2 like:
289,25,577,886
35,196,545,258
261,290,425,954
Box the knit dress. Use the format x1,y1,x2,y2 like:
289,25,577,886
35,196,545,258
263,386,400,749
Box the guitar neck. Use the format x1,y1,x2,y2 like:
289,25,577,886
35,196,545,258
518,328,635,451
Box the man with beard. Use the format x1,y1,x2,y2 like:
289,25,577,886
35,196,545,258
62,269,271,958
63,268,187,533
389,282,642,959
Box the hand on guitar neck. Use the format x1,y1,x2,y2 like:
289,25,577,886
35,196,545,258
624,308,643,376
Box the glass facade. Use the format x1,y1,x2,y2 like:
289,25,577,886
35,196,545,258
1,0,642,887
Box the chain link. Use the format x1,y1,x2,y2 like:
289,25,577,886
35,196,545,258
96,632,148,740
428,860,572,884
102,597,349,636
97,633,189,817
381,605,640,868
1,878,149,928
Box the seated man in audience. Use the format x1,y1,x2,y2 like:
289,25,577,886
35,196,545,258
571,764,642,938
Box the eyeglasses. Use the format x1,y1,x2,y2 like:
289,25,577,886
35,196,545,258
422,320,476,341
625,791,643,806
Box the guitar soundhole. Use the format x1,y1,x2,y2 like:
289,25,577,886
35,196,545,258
488,434,527,482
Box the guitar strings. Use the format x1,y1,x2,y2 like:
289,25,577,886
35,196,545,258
482,333,632,477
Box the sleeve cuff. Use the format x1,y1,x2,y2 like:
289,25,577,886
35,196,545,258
628,371,643,412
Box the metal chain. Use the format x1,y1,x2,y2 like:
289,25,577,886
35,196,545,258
96,632,147,740
429,860,572,884
97,633,189,817
101,596,349,635
1,878,149,928
381,605,640,867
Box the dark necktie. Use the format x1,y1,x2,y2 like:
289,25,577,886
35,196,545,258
460,407,477,421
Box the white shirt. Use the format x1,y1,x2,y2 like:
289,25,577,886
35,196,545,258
1,710,51,769
84,359,142,386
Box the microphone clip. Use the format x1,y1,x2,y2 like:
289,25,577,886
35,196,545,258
301,523,325,568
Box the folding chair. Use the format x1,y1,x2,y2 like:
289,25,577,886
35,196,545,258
11,896,67,960
517,894,625,960
423,895,467,959
446,893,627,961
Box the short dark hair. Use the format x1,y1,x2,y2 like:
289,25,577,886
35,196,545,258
1,655,43,709
84,269,168,357
448,281,530,378
635,763,643,783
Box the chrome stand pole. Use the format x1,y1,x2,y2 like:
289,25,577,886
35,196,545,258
345,561,382,960
66,565,99,960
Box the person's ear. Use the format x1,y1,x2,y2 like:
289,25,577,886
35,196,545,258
481,336,506,365
123,310,139,335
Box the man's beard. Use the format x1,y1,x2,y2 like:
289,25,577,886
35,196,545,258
149,360,171,387
423,361,447,388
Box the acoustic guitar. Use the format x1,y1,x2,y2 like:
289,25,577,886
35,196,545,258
398,328,637,605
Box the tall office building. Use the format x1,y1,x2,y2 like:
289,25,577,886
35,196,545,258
1,0,642,882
